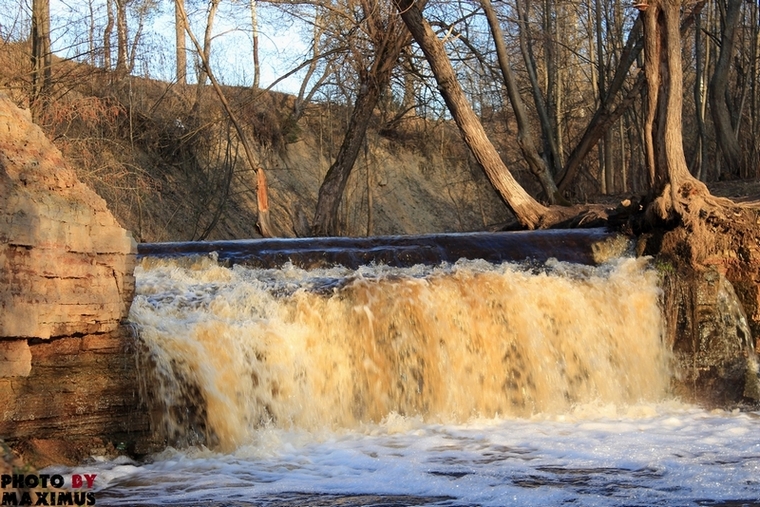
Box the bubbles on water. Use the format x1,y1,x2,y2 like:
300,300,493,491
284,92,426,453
130,256,671,451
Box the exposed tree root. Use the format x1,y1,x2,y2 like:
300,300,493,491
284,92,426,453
644,180,760,266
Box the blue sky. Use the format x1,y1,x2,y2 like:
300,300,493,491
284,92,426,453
1,0,310,94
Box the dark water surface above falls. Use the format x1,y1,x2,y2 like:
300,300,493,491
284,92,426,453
136,228,622,268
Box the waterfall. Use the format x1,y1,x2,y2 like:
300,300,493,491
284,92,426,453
130,256,670,451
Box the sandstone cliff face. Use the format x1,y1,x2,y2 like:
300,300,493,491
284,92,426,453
0,95,135,342
0,94,152,465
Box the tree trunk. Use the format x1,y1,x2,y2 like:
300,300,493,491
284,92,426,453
365,140,373,236
595,0,614,194
175,0,187,84
543,0,559,161
480,0,564,205
751,0,760,177
393,0,549,229
401,49,416,114
88,0,96,66
692,8,706,179
31,0,52,118
193,0,221,110
619,116,627,192
709,0,744,179
312,81,386,236
554,1,566,170
311,3,410,236
257,166,273,237
251,0,260,89
104,0,114,70
128,10,145,73
641,0,709,221
115,0,129,76
202,0,221,86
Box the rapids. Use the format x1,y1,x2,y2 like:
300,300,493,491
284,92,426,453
129,256,669,451
58,406,760,506
49,253,760,506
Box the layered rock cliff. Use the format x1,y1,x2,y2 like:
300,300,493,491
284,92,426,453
0,94,152,466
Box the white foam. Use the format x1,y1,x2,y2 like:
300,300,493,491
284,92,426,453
91,257,760,505
57,405,760,506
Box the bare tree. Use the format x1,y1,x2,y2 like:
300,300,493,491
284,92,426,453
31,0,51,117
479,0,564,204
709,0,744,179
312,0,412,236
176,0,187,84
392,0,555,229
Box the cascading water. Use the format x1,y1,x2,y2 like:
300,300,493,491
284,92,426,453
130,256,670,452
54,249,760,507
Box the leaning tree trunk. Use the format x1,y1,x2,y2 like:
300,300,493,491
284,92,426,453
311,5,410,237
311,77,387,236
480,0,565,205
393,0,550,229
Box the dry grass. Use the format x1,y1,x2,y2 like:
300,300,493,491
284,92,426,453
0,52,521,241
6,47,757,243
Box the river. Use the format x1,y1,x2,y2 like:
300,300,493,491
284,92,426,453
46,252,760,506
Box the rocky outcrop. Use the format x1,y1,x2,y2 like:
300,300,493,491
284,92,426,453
0,94,153,466
0,96,135,341
665,266,757,404
656,224,760,407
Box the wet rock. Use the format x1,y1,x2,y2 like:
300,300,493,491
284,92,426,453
654,218,760,407
0,439,29,501
665,265,759,405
